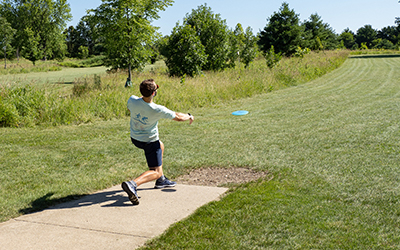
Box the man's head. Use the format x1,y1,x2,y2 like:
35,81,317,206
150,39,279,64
140,79,159,97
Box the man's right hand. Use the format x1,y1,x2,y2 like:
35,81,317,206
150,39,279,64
173,112,194,124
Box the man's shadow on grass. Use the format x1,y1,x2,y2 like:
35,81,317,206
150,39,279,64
19,186,176,215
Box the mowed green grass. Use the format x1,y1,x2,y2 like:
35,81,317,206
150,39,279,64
0,66,108,85
1,54,400,248
140,55,400,249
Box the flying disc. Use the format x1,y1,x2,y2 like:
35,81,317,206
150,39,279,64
232,110,249,116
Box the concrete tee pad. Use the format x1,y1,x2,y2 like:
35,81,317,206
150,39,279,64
0,182,228,249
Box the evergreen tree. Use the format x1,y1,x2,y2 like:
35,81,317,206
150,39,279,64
258,2,302,56
355,25,377,48
302,13,338,50
338,28,356,49
378,25,399,45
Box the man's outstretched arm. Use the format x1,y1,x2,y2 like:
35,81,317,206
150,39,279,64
173,112,194,125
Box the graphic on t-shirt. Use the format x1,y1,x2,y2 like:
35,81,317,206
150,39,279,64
134,113,149,125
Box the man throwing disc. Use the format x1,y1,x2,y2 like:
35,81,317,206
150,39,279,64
122,79,194,205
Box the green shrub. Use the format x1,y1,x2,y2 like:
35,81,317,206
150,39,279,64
265,45,282,69
72,81,90,97
48,66,62,71
294,46,311,58
360,42,368,50
58,56,105,68
57,61,77,67
72,74,104,97
78,46,89,59
81,56,105,67
0,99,20,127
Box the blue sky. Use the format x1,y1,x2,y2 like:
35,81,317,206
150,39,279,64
67,0,400,35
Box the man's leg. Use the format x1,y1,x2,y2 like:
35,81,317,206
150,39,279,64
122,140,164,205
134,141,164,186
133,166,163,186
133,140,176,188
122,141,175,205
153,141,176,188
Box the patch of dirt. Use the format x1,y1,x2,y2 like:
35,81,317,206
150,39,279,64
175,167,270,187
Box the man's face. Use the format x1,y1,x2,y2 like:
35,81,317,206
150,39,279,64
153,83,159,97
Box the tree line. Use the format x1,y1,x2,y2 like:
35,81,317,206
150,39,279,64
1,1,399,77
0,0,71,65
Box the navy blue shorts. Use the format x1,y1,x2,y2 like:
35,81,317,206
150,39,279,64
131,138,162,168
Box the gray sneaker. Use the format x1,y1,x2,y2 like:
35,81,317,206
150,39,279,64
154,176,176,189
121,181,139,205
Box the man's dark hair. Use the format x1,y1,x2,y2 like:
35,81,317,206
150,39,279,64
140,79,157,97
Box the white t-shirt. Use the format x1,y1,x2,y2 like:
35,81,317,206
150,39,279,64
127,95,176,142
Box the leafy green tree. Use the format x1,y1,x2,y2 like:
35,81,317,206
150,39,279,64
20,27,42,65
302,13,338,50
241,27,258,68
183,4,232,71
0,16,16,69
152,35,168,62
228,23,245,68
64,17,102,58
76,16,103,56
1,0,71,63
0,0,23,60
50,26,68,60
355,25,377,48
88,0,173,85
258,2,302,56
161,24,207,77
64,25,93,58
338,28,356,49
228,24,258,68
64,26,78,57
78,45,89,59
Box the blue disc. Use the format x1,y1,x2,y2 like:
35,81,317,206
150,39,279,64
232,110,249,116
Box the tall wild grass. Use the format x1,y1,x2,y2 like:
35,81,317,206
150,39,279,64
0,50,349,128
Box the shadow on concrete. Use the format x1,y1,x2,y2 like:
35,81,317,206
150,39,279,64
19,186,177,215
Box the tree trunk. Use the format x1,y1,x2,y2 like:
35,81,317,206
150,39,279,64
128,63,132,80
4,46,7,69
16,47,19,63
124,7,132,87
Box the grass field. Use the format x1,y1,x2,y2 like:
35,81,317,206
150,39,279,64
142,54,400,249
0,66,108,86
1,54,400,248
